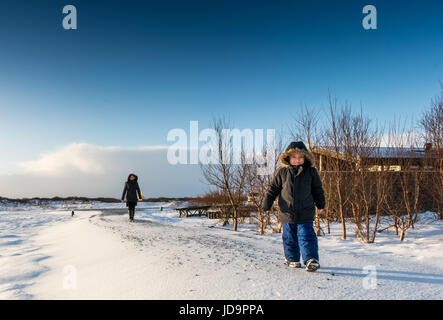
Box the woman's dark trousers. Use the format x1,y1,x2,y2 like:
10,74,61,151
127,201,136,221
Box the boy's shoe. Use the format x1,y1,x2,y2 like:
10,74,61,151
305,258,320,272
285,259,302,268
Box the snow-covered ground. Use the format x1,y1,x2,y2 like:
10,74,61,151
0,201,442,299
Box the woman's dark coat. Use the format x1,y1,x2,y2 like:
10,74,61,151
263,141,326,224
121,174,142,206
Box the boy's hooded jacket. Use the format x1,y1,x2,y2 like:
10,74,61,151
263,141,325,224
121,173,142,205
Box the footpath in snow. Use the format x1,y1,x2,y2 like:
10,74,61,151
1,202,442,299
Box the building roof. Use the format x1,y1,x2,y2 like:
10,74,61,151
311,146,436,159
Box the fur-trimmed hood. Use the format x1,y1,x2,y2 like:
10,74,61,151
263,141,325,223
278,141,316,167
127,173,138,182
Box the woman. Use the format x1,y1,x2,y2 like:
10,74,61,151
121,173,142,222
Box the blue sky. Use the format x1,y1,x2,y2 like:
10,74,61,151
0,0,442,197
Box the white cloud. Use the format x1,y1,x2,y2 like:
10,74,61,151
18,143,168,176
19,143,104,175
1,143,205,198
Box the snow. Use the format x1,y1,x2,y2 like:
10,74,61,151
0,201,442,299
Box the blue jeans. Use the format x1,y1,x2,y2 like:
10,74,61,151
282,222,319,265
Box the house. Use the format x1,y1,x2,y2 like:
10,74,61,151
310,144,439,172
308,143,441,214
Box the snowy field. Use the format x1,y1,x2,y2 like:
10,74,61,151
0,200,442,300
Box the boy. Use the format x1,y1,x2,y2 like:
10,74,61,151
263,141,325,272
